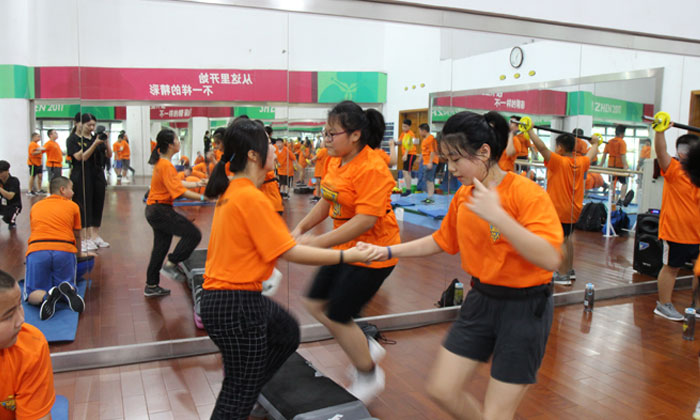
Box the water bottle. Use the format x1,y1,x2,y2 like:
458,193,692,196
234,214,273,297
683,308,696,341
583,283,595,312
453,282,464,306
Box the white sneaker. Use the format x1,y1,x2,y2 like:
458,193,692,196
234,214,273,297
367,336,386,363
93,236,110,248
82,239,98,251
347,366,385,404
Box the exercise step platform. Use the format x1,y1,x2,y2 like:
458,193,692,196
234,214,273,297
180,248,207,280
259,352,376,420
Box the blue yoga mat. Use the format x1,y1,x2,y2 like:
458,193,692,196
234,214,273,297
51,395,69,420
417,206,448,219
391,198,416,207
19,279,88,343
142,196,216,206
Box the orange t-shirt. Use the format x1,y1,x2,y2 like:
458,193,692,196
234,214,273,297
44,140,63,168
321,145,400,268
112,141,122,160
176,172,186,181
193,162,215,177
180,156,189,166
213,149,223,162
194,155,205,165
299,148,311,168
374,148,391,166
26,195,81,256
204,177,296,291
314,148,329,178
515,134,531,158
498,149,517,172
401,130,417,155
640,145,651,159
603,137,627,169
150,140,156,152
120,141,131,160
585,172,604,190
146,158,187,205
261,171,284,213
659,158,700,244
191,170,207,179
276,146,297,176
26,142,43,166
185,175,204,194
545,154,591,224
433,172,563,288
421,135,438,165
0,324,55,420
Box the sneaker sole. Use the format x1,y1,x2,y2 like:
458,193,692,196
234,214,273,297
144,290,171,297
40,287,61,321
653,308,684,321
58,282,85,313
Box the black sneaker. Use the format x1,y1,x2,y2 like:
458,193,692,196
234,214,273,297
8,223,16,230
37,190,48,195
144,285,171,297
400,190,411,197
310,196,321,202
58,281,85,313
40,287,62,321
160,263,186,283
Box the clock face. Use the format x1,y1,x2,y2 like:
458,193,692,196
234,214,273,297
510,47,523,68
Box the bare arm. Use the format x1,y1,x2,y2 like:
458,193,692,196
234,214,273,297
654,130,672,172
527,129,552,162
388,138,398,167
281,244,369,265
585,136,600,162
104,142,113,159
0,186,15,200
504,132,516,158
359,234,443,261
72,139,103,162
600,153,608,167
309,214,378,249
293,198,330,235
180,190,205,201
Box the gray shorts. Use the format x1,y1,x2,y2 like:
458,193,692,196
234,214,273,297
443,285,553,384
121,159,130,168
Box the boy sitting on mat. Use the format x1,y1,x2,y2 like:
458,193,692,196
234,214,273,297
24,176,87,321
0,269,56,420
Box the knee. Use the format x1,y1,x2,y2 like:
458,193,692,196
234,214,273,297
191,227,202,243
425,379,454,407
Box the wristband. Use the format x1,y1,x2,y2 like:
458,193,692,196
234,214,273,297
200,194,205,202
387,246,392,260
340,250,344,265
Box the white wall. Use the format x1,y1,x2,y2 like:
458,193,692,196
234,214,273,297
0,100,32,189
405,0,700,41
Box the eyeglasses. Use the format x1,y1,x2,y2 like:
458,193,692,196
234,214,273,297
322,130,347,140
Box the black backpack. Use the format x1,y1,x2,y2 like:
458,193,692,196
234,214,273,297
575,202,607,232
436,278,460,308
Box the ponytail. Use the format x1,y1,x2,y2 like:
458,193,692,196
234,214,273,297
364,108,385,149
442,111,509,164
205,119,268,198
149,128,177,165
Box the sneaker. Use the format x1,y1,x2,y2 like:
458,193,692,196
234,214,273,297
160,263,186,283
82,239,98,251
400,190,411,197
26,191,36,197
8,223,16,230
144,285,171,297
194,309,204,329
653,301,684,321
568,269,576,281
39,287,62,321
92,236,110,248
37,190,47,195
421,198,435,204
347,366,385,404
552,272,572,286
310,196,321,202
693,399,700,420
367,336,386,364
58,281,85,313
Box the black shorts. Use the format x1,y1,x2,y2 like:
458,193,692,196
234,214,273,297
306,263,394,323
443,284,553,384
28,165,42,176
562,223,574,237
278,175,291,187
403,154,417,172
612,175,627,185
663,241,699,268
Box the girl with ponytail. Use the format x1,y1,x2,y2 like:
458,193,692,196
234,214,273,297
199,118,372,419
357,110,563,419
291,100,401,404
144,129,205,297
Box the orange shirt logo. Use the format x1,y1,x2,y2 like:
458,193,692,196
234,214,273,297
489,224,501,242
321,184,341,217
1,395,16,412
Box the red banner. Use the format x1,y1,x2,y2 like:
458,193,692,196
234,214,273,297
150,106,233,120
435,90,567,115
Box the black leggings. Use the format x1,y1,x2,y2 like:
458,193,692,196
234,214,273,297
201,289,300,420
71,170,106,228
145,204,202,286
1,205,21,225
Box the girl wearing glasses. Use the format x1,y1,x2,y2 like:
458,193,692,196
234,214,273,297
292,100,400,404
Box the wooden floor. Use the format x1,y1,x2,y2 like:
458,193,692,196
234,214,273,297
0,184,676,353
53,290,700,420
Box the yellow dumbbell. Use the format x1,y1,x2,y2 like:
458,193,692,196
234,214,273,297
592,133,604,146
651,111,671,132
518,116,533,133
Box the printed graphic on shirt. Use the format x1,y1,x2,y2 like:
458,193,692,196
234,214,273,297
321,184,341,218
489,224,501,242
1,395,16,412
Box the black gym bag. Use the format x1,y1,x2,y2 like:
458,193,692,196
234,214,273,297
575,202,607,232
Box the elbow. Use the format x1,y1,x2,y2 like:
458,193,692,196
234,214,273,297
544,249,563,272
